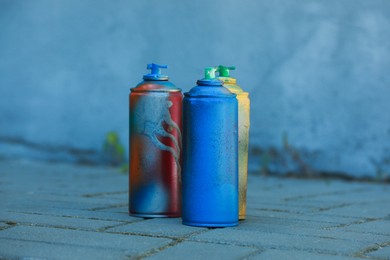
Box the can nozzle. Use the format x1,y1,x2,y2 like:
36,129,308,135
204,67,217,79
143,63,169,80
147,63,167,74
216,65,236,77
196,67,222,86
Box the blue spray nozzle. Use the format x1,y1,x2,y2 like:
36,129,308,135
143,63,169,80
147,63,168,74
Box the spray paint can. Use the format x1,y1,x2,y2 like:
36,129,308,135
129,63,182,218
216,65,250,220
182,67,238,227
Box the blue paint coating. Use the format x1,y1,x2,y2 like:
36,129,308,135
182,73,239,227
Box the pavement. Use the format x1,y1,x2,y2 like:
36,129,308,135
0,160,389,260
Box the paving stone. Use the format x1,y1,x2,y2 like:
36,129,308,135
146,241,259,259
286,188,390,207
0,211,125,231
250,248,356,259
0,238,128,260
1,160,388,259
248,210,360,225
6,192,125,206
248,201,315,214
238,214,349,232
0,161,127,196
107,217,206,238
237,216,390,245
95,205,129,214
305,213,360,224
282,200,354,213
189,228,369,255
3,197,118,211
13,208,139,222
249,179,367,202
321,230,390,244
319,201,390,219
0,226,172,254
237,215,331,231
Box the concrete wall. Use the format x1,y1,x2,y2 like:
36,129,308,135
0,0,389,178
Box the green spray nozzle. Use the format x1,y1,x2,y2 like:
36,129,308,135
147,63,168,75
216,65,236,77
196,67,222,86
204,67,217,79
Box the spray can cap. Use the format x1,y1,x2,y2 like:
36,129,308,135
196,67,222,86
216,65,236,77
216,65,238,86
205,67,217,79
143,63,169,81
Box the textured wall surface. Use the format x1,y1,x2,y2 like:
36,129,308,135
0,0,389,178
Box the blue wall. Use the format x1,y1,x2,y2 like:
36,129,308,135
0,0,389,178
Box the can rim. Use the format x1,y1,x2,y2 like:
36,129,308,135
131,88,182,93
184,92,237,98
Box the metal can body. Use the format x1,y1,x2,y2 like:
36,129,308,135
182,83,238,227
236,92,250,220
216,69,250,220
129,81,182,218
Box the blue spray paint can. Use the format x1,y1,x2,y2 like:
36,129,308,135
182,67,238,227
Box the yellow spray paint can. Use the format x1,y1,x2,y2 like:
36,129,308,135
216,65,250,220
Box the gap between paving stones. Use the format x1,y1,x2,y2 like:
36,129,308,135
82,190,128,198
313,198,390,213
9,207,139,222
316,203,352,212
353,241,390,258
322,218,380,230
133,229,213,259
89,203,128,211
0,223,15,231
253,207,296,214
8,210,138,223
283,187,372,202
255,198,390,218
0,219,145,236
104,225,208,240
